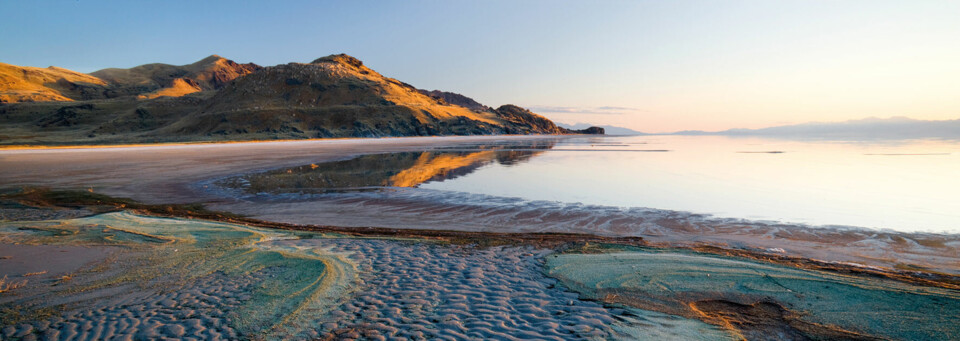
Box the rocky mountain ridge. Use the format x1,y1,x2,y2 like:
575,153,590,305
0,54,603,145
0,55,259,103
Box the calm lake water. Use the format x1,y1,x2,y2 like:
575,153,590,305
420,135,960,233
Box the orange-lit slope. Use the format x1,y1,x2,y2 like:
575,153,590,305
0,63,108,103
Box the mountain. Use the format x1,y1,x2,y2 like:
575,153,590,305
558,122,644,135
672,117,960,139
0,62,109,102
91,55,260,97
0,55,260,103
155,54,565,138
0,54,597,145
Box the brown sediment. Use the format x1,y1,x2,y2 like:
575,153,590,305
5,188,960,292
2,188,646,249
685,245,960,290
598,292,878,341
688,300,877,341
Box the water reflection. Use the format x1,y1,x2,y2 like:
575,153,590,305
423,135,960,233
218,143,552,194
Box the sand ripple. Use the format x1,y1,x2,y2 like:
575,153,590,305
1,270,274,340
269,238,730,340
215,188,960,275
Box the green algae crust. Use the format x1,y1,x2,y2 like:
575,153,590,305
546,248,960,340
1,211,357,338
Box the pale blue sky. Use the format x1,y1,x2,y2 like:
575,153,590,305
2,1,959,132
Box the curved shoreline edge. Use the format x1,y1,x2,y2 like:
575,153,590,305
5,188,957,291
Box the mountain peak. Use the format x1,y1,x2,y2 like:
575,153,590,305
193,54,227,66
311,54,365,68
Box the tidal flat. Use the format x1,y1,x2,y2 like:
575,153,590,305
1,135,959,340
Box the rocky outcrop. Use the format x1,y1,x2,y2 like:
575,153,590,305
492,105,564,134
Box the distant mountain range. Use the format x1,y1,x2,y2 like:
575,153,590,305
671,117,960,139
0,54,601,145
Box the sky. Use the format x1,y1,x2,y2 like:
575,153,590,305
2,1,959,133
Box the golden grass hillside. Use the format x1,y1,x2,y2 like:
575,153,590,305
0,63,108,103
92,54,260,94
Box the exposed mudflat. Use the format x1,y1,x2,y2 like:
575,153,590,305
211,188,960,276
2,136,959,340
0,212,351,340
3,136,958,276
2,270,271,340
1,211,736,340
546,248,960,340
267,238,734,340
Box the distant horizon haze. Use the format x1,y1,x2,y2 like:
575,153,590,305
2,0,959,132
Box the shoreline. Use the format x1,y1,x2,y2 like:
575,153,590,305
2,134,959,278
4,188,957,291
2,191,958,340
0,134,577,152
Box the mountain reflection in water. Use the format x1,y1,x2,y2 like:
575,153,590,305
217,142,553,194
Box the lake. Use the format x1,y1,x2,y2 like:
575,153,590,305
420,135,960,233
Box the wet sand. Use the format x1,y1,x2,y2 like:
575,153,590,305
0,135,561,204
4,209,958,340
2,136,958,276
0,211,737,340
0,212,354,340
211,188,960,276
547,247,960,340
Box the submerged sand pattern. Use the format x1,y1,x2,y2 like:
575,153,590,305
219,188,960,275
1,212,738,340
546,248,960,340
0,212,355,340
267,238,735,340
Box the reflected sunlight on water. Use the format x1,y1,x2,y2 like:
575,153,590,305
422,136,960,233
